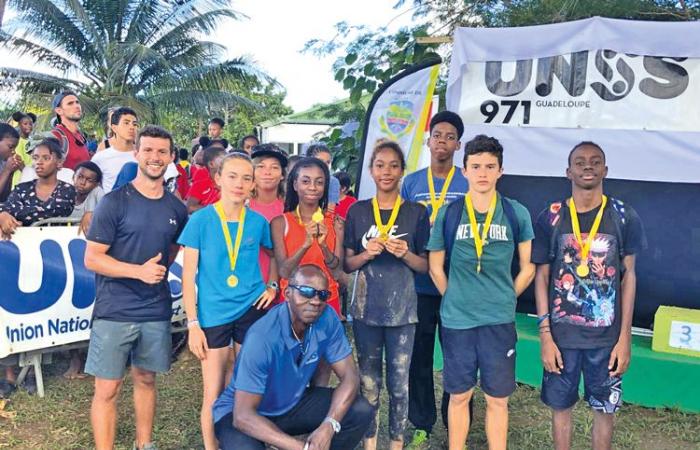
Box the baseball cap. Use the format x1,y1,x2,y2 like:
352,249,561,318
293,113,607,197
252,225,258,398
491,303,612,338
251,143,289,168
52,91,78,110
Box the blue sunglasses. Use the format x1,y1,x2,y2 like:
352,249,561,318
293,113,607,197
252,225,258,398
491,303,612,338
289,284,331,302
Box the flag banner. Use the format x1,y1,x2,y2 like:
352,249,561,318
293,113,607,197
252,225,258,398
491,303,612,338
0,227,185,358
357,58,441,200
447,17,700,328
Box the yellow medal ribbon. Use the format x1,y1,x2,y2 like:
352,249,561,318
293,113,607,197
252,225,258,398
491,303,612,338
569,195,607,278
214,202,246,287
427,166,455,224
371,195,402,242
465,192,498,274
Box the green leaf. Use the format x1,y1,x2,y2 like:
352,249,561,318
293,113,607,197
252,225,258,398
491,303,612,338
334,68,346,81
343,75,356,90
396,32,410,48
345,53,358,65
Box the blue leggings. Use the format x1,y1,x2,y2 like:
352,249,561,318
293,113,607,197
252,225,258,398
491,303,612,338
352,320,416,441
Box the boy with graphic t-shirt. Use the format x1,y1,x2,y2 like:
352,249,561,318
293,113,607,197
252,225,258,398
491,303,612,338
427,135,535,450
532,141,645,450
399,111,469,448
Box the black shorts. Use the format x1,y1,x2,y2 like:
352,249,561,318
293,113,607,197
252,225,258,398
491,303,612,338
202,307,266,349
440,322,517,398
541,345,622,414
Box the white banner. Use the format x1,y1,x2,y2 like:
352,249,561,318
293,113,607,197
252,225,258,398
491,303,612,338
447,17,700,183
455,54,700,132
0,227,185,358
357,61,440,200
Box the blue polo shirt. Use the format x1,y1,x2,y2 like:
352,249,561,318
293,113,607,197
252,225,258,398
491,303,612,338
212,303,352,423
177,205,272,328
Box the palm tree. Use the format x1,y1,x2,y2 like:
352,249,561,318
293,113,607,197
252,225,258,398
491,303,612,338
0,0,6,29
0,0,269,121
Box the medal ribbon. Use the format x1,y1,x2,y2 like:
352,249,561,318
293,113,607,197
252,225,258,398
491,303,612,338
427,166,455,223
465,192,498,273
371,195,402,239
568,195,608,266
214,202,246,273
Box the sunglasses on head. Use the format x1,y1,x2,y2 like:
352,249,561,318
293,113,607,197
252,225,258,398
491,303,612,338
289,284,331,302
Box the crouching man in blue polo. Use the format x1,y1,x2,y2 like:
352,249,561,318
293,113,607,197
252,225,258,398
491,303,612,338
212,264,373,450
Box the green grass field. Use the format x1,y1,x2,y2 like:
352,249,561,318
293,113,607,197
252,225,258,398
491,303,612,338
1,342,699,449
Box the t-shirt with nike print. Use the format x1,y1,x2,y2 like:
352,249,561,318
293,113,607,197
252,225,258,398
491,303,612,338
343,199,430,326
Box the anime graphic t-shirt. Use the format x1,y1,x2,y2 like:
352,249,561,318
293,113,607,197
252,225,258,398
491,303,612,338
532,201,645,349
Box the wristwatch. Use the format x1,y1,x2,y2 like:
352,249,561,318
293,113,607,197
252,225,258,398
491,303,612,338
324,416,341,434
267,281,279,292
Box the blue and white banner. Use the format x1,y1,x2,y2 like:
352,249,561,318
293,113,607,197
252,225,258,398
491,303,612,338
0,227,185,358
447,17,700,327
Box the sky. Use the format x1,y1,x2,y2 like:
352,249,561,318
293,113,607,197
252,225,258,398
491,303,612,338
219,0,415,112
0,0,416,114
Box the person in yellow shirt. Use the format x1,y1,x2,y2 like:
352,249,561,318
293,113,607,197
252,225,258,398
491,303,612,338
10,111,35,188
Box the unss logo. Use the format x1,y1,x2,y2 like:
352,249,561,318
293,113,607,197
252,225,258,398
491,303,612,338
379,101,416,140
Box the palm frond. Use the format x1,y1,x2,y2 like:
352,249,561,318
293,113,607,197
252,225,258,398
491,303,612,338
0,31,81,73
146,88,260,112
63,0,106,55
131,40,225,90
146,7,239,48
0,67,86,93
166,57,276,91
7,0,102,68
123,0,162,45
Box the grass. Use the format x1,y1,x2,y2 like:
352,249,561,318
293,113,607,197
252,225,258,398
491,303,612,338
1,334,699,449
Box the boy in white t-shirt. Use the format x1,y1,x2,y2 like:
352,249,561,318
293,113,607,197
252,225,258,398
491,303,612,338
91,107,138,192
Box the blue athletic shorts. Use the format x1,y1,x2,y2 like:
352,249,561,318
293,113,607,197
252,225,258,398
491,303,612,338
85,319,172,379
541,346,623,414
440,322,517,398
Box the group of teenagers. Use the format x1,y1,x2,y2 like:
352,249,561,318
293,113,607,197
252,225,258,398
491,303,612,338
0,92,646,450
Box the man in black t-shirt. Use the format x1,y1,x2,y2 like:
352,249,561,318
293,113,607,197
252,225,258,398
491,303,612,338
84,125,188,450
532,141,645,450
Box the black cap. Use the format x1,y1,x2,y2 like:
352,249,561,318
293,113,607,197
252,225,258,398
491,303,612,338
429,110,464,139
251,143,289,168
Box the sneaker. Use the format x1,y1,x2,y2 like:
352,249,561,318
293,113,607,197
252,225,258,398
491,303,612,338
132,443,157,450
406,429,430,449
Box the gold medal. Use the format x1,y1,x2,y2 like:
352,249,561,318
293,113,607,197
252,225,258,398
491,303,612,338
372,195,402,244
427,166,455,224
312,210,324,223
214,202,246,288
576,264,589,277
465,192,498,275
296,206,324,225
569,195,607,279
